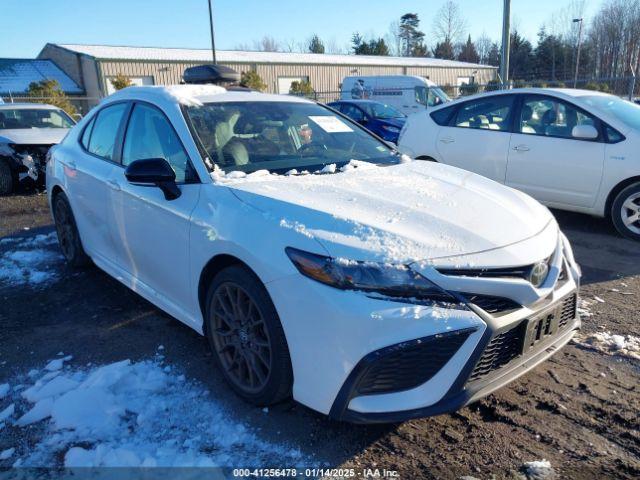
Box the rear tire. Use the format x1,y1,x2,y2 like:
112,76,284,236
205,265,293,406
0,159,13,195
53,192,91,267
611,182,640,241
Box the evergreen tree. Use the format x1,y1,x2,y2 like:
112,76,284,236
399,13,425,56
457,35,480,63
433,40,455,60
27,80,77,116
240,71,267,91
308,34,325,54
110,73,132,91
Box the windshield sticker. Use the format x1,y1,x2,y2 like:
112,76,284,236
308,116,353,133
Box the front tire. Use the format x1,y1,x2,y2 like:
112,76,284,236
53,192,91,266
0,159,14,195
205,265,293,406
611,182,640,241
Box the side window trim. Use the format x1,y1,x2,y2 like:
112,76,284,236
517,94,604,143
78,100,132,165
120,100,200,185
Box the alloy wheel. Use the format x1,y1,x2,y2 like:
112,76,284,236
210,282,272,394
621,192,640,235
54,199,76,260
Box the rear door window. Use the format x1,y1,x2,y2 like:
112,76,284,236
454,95,513,132
86,103,128,160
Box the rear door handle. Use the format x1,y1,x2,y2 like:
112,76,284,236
513,145,530,152
106,179,121,191
66,160,77,170
439,137,455,144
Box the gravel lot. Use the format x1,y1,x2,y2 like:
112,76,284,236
1,192,638,478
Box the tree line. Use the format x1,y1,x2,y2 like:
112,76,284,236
240,0,640,88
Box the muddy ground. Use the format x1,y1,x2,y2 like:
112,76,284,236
0,192,638,479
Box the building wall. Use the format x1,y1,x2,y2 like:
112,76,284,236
96,59,496,96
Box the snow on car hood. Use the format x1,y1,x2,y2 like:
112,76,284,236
226,161,556,265
0,128,69,145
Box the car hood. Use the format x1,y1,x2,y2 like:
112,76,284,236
226,161,557,267
0,128,69,145
376,117,406,128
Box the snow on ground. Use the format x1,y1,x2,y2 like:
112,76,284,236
522,459,555,479
0,232,63,287
0,356,307,468
574,331,640,361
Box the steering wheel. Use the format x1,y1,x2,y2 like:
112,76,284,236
298,143,328,155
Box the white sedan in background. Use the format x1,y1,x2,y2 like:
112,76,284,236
398,89,640,240
47,84,580,423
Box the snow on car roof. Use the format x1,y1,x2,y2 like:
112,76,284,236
105,84,314,107
53,44,494,70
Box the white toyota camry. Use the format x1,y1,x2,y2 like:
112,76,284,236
398,88,640,240
47,83,580,423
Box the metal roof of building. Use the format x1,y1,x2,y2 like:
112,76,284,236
0,58,83,95
52,44,495,69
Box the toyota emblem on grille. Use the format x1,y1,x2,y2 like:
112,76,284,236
529,261,549,288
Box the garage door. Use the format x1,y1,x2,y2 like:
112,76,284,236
105,75,155,95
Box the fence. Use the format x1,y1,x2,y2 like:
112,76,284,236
293,75,639,105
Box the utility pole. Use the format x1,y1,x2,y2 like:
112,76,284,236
499,0,511,89
207,0,217,64
573,18,583,88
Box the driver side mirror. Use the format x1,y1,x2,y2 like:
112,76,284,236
124,158,181,200
572,124,598,140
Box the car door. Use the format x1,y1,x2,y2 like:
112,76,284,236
435,94,514,182
108,102,201,310
67,102,129,263
505,94,605,208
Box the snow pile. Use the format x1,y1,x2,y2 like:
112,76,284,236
577,298,593,318
574,331,640,360
0,232,63,287
1,358,306,468
522,459,555,479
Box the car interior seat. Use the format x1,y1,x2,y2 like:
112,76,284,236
520,105,537,134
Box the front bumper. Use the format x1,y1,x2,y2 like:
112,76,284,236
331,292,579,423
267,233,580,422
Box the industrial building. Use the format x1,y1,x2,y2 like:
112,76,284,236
38,43,496,107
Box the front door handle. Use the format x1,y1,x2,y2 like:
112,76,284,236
439,137,455,144
513,145,530,152
106,179,121,191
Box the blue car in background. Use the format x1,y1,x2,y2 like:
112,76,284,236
327,100,407,144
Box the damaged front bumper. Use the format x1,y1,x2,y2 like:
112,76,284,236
0,143,52,184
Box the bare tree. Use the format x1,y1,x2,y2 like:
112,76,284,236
475,32,493,65
253,36,280,52
432,0,468,45
386,21,403,56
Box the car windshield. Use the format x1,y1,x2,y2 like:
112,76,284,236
582,95,640,131
185,101,399,174
415,86,451,107
0,108,75,129
361,103,405,119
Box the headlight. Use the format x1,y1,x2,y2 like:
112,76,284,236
381,125,400,133
285,247,458,303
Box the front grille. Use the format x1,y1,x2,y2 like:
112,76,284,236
558,294,577,330
468,322,525,382
355,328,474,395
463,293,521,314
438,265,533,280
468,294,578,383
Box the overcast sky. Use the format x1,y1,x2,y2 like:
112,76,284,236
2,0,604,58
